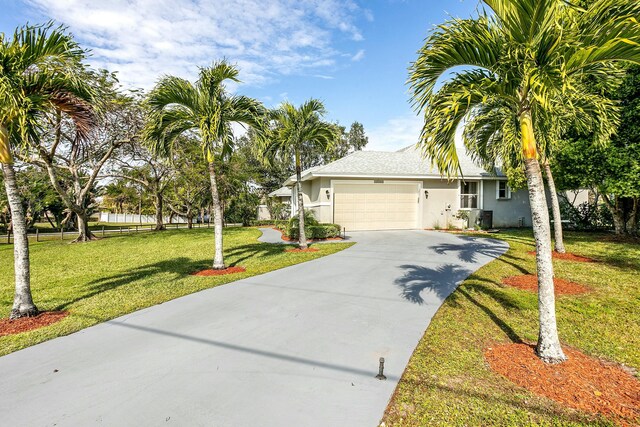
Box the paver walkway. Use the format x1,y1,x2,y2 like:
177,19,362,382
0,230,507,426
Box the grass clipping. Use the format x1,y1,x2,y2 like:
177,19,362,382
485,343,640,426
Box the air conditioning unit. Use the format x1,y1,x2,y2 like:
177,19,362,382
518,217,525,227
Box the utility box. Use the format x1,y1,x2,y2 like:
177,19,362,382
482,210,493,229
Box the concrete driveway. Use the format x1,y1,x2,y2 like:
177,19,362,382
0,230,507,426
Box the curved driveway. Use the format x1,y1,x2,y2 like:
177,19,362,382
0,230,507,426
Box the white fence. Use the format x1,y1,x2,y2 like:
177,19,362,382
99,212,188,224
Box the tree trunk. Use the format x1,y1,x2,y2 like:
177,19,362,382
187,213,193,229
44,210,56,229
154,193,165,231
543,162,566,253
208,161,225,269
2,162,39,319
73,211,97,242
295,151,308,249
521,111,566,363
625,197,638,236
602,194,625,235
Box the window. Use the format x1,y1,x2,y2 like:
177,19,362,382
496,181,511,199
460,181,478,209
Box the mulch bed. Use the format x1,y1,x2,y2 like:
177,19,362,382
285,247,320,253
191,266,246,276
485,343,640,426
0,311,69,336
502,274,590,295
527,251,596,263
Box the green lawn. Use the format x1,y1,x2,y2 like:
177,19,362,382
0,227,352,356
383,230,639,427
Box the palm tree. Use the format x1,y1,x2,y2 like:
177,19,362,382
145,61,265,269
409,0,639,363
0,23,95,319
262,100,336,249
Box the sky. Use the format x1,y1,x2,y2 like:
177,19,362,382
0,0,480,151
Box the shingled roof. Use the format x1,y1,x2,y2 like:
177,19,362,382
284,145,501,185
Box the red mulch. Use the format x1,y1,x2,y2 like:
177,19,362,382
528,251,596,263
0,311,69,336
502,275,590,295
285,248,320,253
485,343,640,426
191,266,246,276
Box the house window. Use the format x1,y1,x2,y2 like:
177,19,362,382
496,181,511,199
460,181,478,209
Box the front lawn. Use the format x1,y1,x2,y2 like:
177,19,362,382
383,230,639,426
0,227,352,356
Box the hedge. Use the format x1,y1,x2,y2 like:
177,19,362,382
285,223,342,239
250,220,277,227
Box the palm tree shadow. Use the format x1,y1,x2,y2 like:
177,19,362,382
431,236,508,263
394,264,473,305
431,236,529,274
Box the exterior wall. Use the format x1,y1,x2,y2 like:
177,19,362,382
421,179,464,229
564,189,590,207
482,180,532,227
307,177,332,223
257,205,270,220
296,176,534,230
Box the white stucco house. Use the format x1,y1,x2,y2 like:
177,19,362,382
281,145,533,231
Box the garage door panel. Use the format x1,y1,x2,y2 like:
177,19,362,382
334,183,419,231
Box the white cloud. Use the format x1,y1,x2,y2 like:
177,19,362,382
366,114,423,152
351,49,365,61
25,0,367,89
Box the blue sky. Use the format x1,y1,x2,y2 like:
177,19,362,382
0,0,479,151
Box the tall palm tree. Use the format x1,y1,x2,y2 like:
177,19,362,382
145,61,265,269
262,100,336,250
409,0,639,363
0,23,95,319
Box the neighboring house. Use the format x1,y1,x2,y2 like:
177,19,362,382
282,145,533,231
256,186,292,221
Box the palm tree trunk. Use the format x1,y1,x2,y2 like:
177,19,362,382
208,161,225,269
1,162,38,319
542,162,566,253
521,111,566,363
295,150,308,249
154,193,165,231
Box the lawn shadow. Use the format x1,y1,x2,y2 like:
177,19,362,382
394,264,472,305
393,377,596,424
225,242,294,266
457,286,523,343
53,257,205,311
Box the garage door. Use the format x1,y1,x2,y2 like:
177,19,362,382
333,183,419,231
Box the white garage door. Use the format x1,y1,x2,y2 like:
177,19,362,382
333,183,419,231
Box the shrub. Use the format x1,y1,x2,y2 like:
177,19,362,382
309,224,341,239
250,220,276,226
558,200,613,231
283,223,342,239
288,209,319,229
